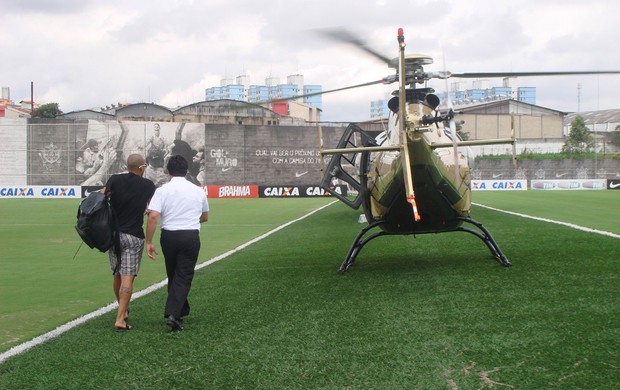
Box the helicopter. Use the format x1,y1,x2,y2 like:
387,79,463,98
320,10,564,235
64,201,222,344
299,28,620,273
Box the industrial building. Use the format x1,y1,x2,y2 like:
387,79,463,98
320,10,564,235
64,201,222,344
205,74,322,111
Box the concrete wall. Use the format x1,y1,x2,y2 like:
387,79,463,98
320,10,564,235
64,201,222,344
471,158,620,180
0,118,346,187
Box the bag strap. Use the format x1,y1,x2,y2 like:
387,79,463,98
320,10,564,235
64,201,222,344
107,194,122,274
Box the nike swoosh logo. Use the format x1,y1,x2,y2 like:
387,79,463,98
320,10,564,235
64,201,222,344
221,167,232,172
492,173,503,179
555,173,568,178
295,171,308,178
610,182,620,189
84,190,92,197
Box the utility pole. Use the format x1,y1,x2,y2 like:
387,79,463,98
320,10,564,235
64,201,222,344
577,83,581,112
30,81,34,117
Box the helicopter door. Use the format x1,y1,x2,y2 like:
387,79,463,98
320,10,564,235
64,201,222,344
320,123,379,209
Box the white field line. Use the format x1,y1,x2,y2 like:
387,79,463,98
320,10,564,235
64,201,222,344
0,201,337,364
473,202,620,239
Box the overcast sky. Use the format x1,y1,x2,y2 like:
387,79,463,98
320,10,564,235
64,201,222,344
2,0,619,122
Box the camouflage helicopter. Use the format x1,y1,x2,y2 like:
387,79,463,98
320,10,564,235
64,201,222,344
304,28,620,273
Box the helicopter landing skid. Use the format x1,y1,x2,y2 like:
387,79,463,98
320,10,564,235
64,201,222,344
455,216,512,267
338,217,511,274
338,220,390,274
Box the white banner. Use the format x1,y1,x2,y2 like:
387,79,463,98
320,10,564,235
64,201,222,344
530,180,607,190
0,186,81,198
471,180,527,191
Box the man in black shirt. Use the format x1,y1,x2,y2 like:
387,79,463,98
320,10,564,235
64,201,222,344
103,154,156,332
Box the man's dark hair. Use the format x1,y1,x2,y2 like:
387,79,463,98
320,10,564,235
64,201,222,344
166,155,189,177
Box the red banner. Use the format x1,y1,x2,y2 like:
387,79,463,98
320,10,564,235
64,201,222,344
206,185,259,198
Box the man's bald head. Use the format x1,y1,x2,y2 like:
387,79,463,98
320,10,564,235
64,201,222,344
127,154,146,174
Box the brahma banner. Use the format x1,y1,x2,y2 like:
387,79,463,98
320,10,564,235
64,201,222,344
470,180,527,191
206,185,259,198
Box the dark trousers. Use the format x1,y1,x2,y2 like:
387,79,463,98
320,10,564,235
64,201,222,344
160,229,201,319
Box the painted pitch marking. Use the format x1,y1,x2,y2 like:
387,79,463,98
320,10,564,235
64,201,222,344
474,202,620,239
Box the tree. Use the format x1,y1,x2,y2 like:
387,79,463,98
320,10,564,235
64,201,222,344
33,102,62,118
561,115,593,154
456,121,470,141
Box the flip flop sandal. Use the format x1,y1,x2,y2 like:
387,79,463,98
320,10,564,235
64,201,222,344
115,323,133,333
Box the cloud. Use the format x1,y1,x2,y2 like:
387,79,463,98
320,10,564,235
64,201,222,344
1,0,619,121
1,0,98,14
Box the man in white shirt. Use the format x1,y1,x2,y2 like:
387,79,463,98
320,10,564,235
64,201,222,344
146,155,209,331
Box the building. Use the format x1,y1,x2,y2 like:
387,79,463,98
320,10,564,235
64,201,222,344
205,74,323,121
0,87,33,118
369,79,536,119
564,108,620,153
564,109,620,135
59,100,317,125
173,100,303,126
370,99,388,118
454,99,565,155
448,78,536,105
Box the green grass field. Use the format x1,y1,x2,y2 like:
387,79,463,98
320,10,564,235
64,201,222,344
0,198,334,353
473,191,620,234
0,192,619,388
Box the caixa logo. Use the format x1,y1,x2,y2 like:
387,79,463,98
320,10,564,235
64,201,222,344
259,185,346,198
261,186,301,197
0,187,35,197
39,187,77,197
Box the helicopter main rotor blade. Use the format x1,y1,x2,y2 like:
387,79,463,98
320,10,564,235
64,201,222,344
447,70,620,78
317,28,394,67
255,79,387,105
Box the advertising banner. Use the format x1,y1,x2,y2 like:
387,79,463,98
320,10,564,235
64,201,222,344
206,185,259,199
471,180,527,191
530,180,607,190
258,185,348,198
0,185,81,198
81,185,104,198
607,179,620,190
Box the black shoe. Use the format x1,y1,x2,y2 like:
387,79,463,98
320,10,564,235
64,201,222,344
165,315,183,331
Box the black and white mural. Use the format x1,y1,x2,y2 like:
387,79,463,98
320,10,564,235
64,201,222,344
21,120,347,187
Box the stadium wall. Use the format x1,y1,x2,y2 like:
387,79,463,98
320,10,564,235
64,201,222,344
0,119,346,187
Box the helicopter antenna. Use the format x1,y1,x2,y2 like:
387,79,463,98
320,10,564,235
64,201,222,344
397,28,420,222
